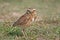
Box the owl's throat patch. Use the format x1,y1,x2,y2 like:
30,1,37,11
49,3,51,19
32,18,34,22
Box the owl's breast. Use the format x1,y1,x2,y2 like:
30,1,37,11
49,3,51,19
32,18,34,22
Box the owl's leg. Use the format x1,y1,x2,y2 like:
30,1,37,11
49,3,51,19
22,29,28,40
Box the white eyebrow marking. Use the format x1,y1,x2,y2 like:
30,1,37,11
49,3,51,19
33,9,36,10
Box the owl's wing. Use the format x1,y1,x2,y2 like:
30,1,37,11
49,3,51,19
13,14,30,26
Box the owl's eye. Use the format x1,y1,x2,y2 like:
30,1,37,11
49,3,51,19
27,9,31,13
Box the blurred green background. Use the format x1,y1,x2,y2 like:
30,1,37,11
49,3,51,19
0,0,60,22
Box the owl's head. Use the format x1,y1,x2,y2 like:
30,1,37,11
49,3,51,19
26,8,36,14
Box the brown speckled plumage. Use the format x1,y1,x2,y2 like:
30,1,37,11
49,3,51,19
13,8,37,27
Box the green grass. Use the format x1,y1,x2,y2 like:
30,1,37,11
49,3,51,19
0,0,60,40
0,23,60,40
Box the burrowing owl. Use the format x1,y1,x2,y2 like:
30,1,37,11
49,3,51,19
13,8,37,27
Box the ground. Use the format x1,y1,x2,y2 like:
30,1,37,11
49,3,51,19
0,0,60,40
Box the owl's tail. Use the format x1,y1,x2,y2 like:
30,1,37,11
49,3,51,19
12,21,17,27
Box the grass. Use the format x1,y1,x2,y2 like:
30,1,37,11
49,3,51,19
0,0,60,40
0,22,60,40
